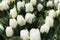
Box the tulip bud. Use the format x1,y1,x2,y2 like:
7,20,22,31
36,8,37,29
17,15,26,26
30,0,37,6
49,9,56,18
17,1,25,11
0,24,4,31
37,3,43,11
9,19,17,28
25,13,35,24
0,1,9,11
20,29,29,40
30,28,41,40
25,3,34,12
6,27,14,37
45,16,54,27
47,1,53,7
56,10,60,17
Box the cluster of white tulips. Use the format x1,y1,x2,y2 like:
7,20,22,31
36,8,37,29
40,0,60,33
0,0,15,11
17,1,25,11
20,28,41,40
47,1,53,7
0,24,4,31
0,0,60,40
40,9,60,33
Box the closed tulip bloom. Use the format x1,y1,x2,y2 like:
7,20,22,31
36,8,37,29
6,27,14,37
17,15,26,26
9,19,17,28
45,16,54,27
20,29,29,40
48,9,56,18
3,0,10,4
25,13,35,24
47,1,53,7
30,28,41,40
37,3,43,11
30,0,37,6
0,1,9,10
0,24,4,31
17,1,25,11
40,24,50,33
10,7,17,18
25,3,34,12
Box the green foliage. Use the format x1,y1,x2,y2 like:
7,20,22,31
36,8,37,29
9,36,22,40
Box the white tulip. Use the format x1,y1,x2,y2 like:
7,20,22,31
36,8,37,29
45,16,54,27
37,3,43,11
17,1,25,11
56,10,60,17
17,15,26,26
48,9,56,18
40,24,50,33
0,24,4,31
25,13,35,24
30,0,37,6
9,19,17,28
10,7,17,18
20,29,29,40
47,1,53,7
54,0,59,5
25,3,34,12
30,28,41,40
6,27,13,37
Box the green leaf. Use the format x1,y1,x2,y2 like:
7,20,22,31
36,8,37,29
9,36,22,40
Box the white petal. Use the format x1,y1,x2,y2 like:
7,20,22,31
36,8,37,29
10,7,17,18
25,13,35,24
25,3,34,12
0,24,4,31
17,15,26,26
30,0,37,6
9,19,17,28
